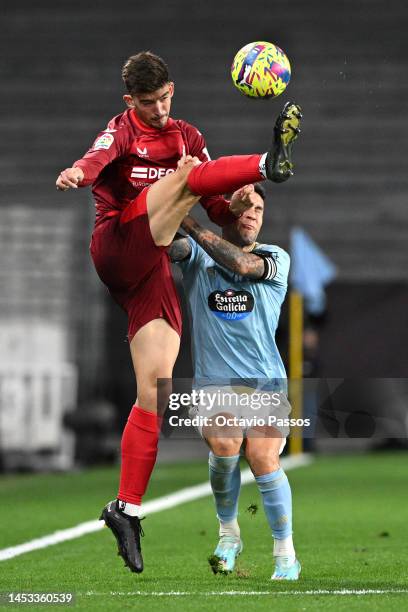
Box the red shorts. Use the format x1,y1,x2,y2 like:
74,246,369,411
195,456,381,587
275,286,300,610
90,189,182,341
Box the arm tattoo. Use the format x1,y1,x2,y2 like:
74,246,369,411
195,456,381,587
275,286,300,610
167,237,192,262
187,222,265,279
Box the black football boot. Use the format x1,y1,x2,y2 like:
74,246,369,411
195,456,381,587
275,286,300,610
99,500,144,573
266,102,302,183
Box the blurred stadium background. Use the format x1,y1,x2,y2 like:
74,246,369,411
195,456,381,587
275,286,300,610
0,0,407,606
0,0,407,468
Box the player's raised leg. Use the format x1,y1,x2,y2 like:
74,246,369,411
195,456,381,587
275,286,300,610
144,101,302,246
100,319,180,573
245,431,301,580
187,102,302,192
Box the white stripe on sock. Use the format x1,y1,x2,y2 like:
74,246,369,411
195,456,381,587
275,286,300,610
259,152,268,178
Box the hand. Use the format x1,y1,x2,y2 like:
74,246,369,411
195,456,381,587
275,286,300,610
229,184,257,217
56,167,84,191
177,154,201,170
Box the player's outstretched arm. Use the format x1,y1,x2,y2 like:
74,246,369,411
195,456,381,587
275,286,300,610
181,216,266,279
56,123,130,191
167,233,192,262
56,167,84,191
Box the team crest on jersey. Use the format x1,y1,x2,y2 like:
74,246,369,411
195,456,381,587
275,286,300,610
208,289,254,321
93,133,114,150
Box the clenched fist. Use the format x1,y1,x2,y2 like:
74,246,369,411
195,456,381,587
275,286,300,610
56,167,85,191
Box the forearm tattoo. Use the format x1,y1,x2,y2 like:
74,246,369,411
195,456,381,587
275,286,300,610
188,223,265,279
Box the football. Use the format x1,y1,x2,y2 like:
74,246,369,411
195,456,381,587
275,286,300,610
231,41,291,99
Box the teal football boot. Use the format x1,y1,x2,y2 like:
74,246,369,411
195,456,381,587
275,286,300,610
271,557,301,580
208,536,243,575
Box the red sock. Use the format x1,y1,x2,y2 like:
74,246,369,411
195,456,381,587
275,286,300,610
118,405,162,505
187,154,264,196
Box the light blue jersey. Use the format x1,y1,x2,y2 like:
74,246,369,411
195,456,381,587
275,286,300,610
178,239,290,389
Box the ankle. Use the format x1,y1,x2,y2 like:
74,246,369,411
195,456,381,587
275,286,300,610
219,518,240,539
273,535,296,560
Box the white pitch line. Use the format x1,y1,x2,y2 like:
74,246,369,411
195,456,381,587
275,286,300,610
85,589,408,597
0,454,311,562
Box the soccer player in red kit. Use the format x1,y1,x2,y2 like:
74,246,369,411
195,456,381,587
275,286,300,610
56,51,302,574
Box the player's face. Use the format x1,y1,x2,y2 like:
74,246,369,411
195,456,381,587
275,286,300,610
235,195,264,245
124,83,174,129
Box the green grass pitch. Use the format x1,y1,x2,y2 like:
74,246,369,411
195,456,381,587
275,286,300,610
0,453,407,610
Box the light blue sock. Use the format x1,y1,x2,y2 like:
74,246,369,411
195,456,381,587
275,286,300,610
255,468,293,539
208,452,241,522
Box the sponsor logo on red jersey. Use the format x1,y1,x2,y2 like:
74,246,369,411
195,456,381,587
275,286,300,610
131,167,176,180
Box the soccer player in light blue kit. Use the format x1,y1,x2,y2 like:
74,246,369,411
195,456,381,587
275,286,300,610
168,182,301,580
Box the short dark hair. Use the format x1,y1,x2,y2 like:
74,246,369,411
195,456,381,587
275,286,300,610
122,51,170,95
254,182,266,200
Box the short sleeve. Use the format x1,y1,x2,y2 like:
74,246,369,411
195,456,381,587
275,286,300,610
73,126,130,186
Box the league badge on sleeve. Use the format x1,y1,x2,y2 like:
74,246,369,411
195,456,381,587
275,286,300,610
92,133,114,150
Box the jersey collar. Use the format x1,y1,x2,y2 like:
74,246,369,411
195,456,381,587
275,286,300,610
131,109,174,133
245,242,259,253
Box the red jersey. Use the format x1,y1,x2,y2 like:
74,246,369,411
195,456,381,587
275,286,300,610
73,109,235,226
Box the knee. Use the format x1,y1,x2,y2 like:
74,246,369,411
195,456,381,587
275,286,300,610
168,158,198,190
175,157,203,196
245,447,280,475
139,362,173,388
207,436,242,457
